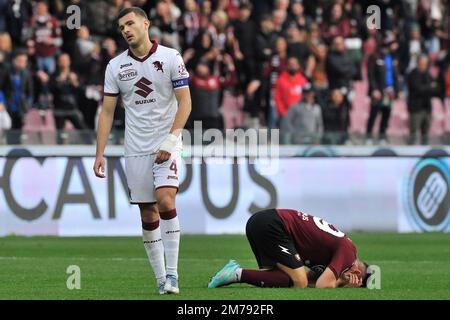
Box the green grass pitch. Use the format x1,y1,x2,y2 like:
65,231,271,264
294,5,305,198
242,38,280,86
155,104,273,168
0,233,449,300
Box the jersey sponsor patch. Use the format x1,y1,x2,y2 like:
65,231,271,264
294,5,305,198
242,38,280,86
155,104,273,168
119,69,138,81
134,77,153,97
172,78,189,89
120,62,133,69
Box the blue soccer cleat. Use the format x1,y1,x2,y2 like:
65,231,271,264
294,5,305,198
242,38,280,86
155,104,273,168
164,274,179,294
208,260,240,288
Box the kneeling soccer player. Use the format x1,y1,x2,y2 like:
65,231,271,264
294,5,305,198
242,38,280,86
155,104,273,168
208,208,371,289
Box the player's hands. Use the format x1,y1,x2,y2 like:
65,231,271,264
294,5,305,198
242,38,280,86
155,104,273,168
93,156,106,178
344,273,362,288
155,150,171,164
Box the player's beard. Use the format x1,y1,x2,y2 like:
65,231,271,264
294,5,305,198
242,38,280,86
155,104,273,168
127,32,142,48
128,37,139,48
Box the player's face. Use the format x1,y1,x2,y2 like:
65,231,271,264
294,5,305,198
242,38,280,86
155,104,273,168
118,12,150,47
340,261,364,287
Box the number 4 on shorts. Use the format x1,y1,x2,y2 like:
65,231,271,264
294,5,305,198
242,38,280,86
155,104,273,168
170,160,177,174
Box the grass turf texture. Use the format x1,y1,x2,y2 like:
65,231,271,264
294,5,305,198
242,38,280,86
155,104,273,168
0,233,449,300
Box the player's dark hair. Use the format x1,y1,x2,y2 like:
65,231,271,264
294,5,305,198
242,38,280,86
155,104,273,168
117,7,148,22
361,262,372,288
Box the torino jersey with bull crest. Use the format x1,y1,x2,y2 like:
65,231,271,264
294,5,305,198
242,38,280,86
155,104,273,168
103,41,189,156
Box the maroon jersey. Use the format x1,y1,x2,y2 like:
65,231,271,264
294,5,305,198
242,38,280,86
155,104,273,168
276,209,356,279
31,15,61,57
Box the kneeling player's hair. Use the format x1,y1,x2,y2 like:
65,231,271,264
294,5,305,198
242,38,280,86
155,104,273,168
117,7,148,21
361,262,372,288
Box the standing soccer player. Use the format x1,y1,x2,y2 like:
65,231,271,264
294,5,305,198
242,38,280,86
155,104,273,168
93,7,191,295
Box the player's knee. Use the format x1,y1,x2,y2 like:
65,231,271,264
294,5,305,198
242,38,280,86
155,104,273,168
139,203,159,222
157,193,175,212
288,272,308,288
291,277,308,289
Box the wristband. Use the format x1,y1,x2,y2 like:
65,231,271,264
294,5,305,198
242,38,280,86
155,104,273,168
159,133,178,153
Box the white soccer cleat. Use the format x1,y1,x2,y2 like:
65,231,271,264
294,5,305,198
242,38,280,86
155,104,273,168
164,274,179,294
158,280,166,295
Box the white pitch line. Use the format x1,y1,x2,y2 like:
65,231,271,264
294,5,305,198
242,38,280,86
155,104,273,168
0,256,255,262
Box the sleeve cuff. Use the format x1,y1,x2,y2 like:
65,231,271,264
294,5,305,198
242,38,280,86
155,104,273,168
103,92,119,97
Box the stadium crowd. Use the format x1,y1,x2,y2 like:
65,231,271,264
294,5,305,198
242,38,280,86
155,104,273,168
0,0,449,145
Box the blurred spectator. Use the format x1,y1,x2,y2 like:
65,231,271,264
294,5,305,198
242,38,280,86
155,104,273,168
310,43,328,107
84,0,116,37
272,9,288,36
366,34,400,145
5,0,33,46
0,51,12,107
268,36,288,129
0,92,12,133
0,49,12,138
274,56,308,118
8,50,33,144
308,22,323,48
199,0,213,28
208,10,230,51
180,0,201,50
326,36,356,95
255,14,276,127
407,55,441,145
188,61,222,130
286,24,314,79
28,0,62,74
322,88,349,144
218,51,241,129
288,0,311,30
424,19,447,56
0,0,8,32
344,19,363,81
49,53,87,143
79,42,105,129
273,0,290,12
233,3,257,91
0,32,13,61
72,25,96,84
216,0,240,22
184,31,218,72
150,0,181,51
33,68,51,111
404,23,427,74
101,37,118,73
165,0,182,22
281,83,323,144
320,2,350,44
